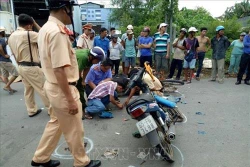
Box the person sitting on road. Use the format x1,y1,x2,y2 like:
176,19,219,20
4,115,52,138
85,58,113,97
76,46,105,119
84,81,124,119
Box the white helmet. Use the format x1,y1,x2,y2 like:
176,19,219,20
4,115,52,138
188,27,198,32
0,26,6,32
127,25,133,30
180,28,187,33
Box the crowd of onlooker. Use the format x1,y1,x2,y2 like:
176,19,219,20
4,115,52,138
0,3,249,165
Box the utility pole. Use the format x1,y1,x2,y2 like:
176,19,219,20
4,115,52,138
10,0,17,31
169,0,174,55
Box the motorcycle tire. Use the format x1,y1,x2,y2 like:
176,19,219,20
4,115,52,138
155,123,174,163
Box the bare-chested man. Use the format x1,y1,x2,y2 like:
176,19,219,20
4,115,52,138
195,27,211,80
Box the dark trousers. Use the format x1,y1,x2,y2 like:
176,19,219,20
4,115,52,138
168,59,183,79
76,77,86,110
140,56,152,67
111,59,120,75
237,53,250,81
196,52,205,77
85,84,93,98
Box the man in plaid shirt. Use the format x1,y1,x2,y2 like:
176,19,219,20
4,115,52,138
84,81,124,119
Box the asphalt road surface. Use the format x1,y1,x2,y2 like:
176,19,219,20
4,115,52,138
0,78,249,167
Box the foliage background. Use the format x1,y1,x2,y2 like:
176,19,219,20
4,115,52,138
109,0,250,66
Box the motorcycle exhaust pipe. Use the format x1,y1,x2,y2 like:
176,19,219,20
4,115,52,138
168,123,176,141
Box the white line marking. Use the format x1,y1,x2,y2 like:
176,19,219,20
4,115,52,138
52,137,94,159
172,144,184,167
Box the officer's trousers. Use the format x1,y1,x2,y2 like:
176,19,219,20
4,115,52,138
18,66,51,116
32,81,90,167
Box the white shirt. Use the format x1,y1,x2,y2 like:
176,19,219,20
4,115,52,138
173,38,185,60
109,41,124,60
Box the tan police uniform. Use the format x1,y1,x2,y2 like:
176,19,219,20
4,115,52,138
32,16,90,167
8,27,51,116
77,23,93,49
143,73,163,96
77,33,92,49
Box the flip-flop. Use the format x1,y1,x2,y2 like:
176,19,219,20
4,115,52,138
84,114,93,120
3,88,15,95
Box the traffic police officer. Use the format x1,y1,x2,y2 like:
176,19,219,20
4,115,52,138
8,14,51,117
31,0,101,167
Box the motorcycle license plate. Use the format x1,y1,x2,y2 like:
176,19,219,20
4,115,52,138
136,115,158,136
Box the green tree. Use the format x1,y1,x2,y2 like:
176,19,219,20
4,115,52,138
175,7,215,30
224,0,250,19
109,0,178,36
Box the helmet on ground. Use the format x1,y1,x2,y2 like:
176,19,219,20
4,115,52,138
0,26,6,32
90,46,105,61
188,27,198,32
216,26,225,32
45,0,78,9
127,25,133,30
143,26,150,33
180,28,187,33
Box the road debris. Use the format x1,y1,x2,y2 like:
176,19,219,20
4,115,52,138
198,131,206,135
103,149,118,159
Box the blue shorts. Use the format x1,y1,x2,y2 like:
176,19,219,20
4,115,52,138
183,59,196,69
125,57,136,67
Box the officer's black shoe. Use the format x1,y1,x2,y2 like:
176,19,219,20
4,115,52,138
245,80,250,85
29,109,42,117
85,160,101,167
235,81,241,85
31,160,60,167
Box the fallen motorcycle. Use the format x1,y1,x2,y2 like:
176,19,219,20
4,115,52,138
125,65,178,163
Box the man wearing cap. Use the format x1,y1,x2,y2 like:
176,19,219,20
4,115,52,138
195,27,211,81
0,26,19,94
77,23,93,49
31,0,101,167
153,23,170,78
93,27,109,57
236,30,250,85
210,26,230,84
122,29,136,75
121,24,134,73
182,27,199,83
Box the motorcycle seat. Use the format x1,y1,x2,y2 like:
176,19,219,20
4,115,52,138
154,95,176,108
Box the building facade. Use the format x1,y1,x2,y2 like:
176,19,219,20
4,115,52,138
79,2,117,34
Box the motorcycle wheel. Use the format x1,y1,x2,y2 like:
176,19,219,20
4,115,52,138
156,124,174,163
164,107,184,122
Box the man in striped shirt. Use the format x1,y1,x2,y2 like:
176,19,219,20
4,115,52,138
153,23,170,78
84,81,124,119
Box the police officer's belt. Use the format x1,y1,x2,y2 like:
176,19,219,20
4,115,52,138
19,61,41,67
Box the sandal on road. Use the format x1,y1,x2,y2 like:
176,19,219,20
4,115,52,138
84,114,93,120
3,88,17,94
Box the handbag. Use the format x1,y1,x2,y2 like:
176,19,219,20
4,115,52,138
184,50,195,62
184,38,196,62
